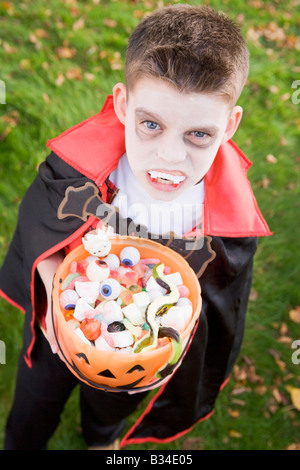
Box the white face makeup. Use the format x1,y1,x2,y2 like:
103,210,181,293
113,77,242,201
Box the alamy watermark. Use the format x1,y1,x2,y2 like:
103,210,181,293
0,80,6,104
291,339,300,365
291,80,300,105
0,340,6,364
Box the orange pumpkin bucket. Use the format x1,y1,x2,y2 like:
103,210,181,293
52,236,202,392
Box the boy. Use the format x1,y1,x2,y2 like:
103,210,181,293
0,5,271,450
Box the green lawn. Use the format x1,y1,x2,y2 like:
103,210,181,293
0,0,299,450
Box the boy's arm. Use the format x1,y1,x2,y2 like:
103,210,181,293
37,251,64,354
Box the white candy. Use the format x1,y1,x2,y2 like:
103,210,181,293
165,272,183,286
86,259,110,282
111,330,134,348
103,253,120,271
100,300,123,325
160,305,193,333
74,327,92,345
132,291,150,308
94,335,115,352
82,227,111,257
74,298,95,322
122,302,145,326
147,289,164,302
176,297,193,307
75,281,100,304
145,276,167,294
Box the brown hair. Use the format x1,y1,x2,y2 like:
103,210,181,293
125,4,249,104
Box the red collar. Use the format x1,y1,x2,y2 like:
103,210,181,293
47,96,272,238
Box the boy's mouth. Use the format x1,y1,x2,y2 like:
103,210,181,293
147,170,186,189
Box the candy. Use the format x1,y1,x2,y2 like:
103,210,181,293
100,278,122,300
75,281,100,304
160,305,193,333
178,285,190,297
94,335,115,352
111,330,134,348
80,319,101,341
165,272,183,286
86,259,110,282
103,253,120,271
100,300,123,325
74,298,95,322
132,291,150,312
120,246,140,267
122,302,144,326
59,289,79,310
120,270,138,287
82,226,111,257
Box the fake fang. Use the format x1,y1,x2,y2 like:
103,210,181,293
148,170,186,188
106,455,140,467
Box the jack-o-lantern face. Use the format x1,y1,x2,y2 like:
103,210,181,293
53,237,201,392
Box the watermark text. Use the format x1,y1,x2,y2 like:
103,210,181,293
0,340,6,364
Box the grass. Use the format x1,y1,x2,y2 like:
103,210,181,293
0,0,299,451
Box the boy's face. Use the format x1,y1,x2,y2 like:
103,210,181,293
113,77,242,201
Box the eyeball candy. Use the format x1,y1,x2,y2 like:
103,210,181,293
100,278,122,300
103,253,120,271
120,246,140,267
59,289,79,310
86,259,110,282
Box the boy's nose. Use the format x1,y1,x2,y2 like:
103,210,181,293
156,143,187,164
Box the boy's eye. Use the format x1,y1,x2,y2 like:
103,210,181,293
143,121,160,131
188,130,210,146
190,131,208,139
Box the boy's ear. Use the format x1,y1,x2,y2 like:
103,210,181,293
113,83,127,125
221,106,243,144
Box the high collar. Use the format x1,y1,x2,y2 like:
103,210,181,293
47,95,272,238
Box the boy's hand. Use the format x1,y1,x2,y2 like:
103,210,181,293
37,251,64,355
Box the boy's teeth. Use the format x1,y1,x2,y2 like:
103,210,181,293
148,171,186,187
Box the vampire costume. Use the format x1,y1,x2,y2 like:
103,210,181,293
0,96,272,449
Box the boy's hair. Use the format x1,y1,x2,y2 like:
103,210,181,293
125,4,249,105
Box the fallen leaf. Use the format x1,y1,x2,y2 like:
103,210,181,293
42,93,50,104
229,429,242,438
55,72,65,86
104,18,117,28
289,307,300,324
227,408,240,418
73,18,85,31
266,154,277,163
286,443,300,450
286,385,300,411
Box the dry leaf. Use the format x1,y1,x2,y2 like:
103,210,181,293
55,72,65,86
42,93,50,104
286,443,300,450
289,307,300,324
104,18,117,28
229,429,242,438
266,154,277,163
227,408,240,418
73,18,85,31
286,385,300,411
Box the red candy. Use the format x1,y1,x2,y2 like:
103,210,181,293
80,319,101,341
120,270,138,287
